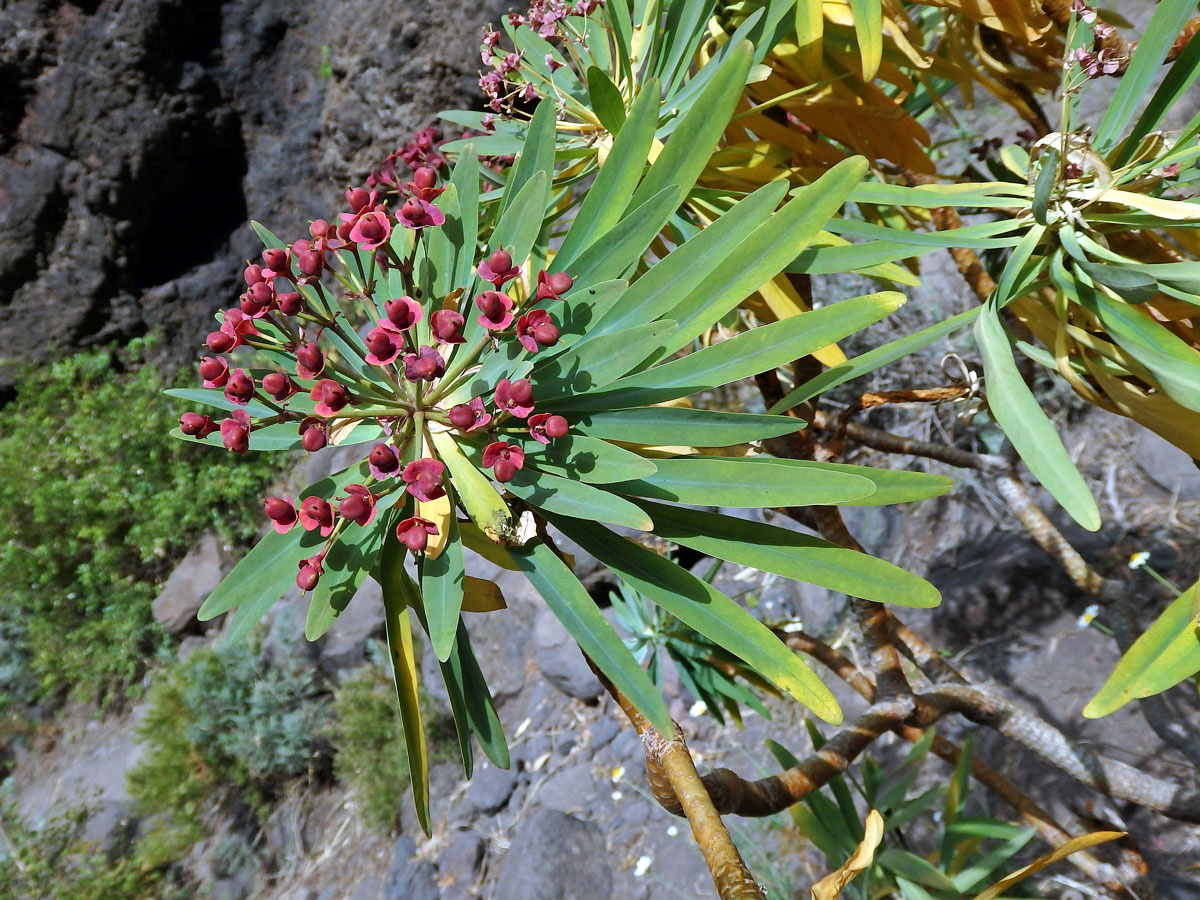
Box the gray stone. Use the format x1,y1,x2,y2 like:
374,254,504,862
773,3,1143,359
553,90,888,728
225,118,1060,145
81,799,137,858
1135,430,1200,499
492,810,613,900
463,761,516,815
349,876,384,900
441,829,485,892
533,609,603,702
259,587,319,668
589,717,620,751
151,533,228,634
317,576,385,675
385,835,438,900
534,763,596,815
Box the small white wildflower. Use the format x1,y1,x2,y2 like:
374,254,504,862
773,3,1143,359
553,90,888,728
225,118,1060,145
610,790,623,801
1129,551,1150,570
610,765,625,783
1076,604,1100,630
634,856,653,877
781,621,805,633
667,825,679,837
688,700,708,718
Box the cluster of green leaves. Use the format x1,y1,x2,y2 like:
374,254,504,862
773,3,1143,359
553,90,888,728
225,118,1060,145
768,729,1037,900
0,337,280,706
0,799,182,900
127,637,328,863
190,45,953,833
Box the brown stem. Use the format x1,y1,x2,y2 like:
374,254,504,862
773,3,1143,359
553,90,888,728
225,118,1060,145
644,726,767,900
918,684,1200,823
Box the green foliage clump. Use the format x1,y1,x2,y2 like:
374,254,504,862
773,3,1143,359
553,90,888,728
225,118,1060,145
127,638,329,863
0,337,281,705
0,799,181,900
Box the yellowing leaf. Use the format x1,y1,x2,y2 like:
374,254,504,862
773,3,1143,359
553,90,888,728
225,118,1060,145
756,274,848,366
1071,187,1200,221
811,809,885,900
971,831,1124,900
461,576,507,612
419,492,452,560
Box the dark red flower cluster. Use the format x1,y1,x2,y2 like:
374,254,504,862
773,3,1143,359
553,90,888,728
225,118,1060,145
184,164,581,594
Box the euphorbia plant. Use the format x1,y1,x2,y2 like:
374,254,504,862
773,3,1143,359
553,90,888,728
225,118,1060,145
169,59,949,831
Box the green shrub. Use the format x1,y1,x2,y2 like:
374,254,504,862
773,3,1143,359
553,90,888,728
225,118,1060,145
0,337,281,705
0,799,181,900
128,637,330,861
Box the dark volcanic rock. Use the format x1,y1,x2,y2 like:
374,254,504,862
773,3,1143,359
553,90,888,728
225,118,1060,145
492,810,614,900
0,0,507,388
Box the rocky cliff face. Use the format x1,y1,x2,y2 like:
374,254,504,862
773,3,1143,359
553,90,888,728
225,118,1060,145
0,0,507,390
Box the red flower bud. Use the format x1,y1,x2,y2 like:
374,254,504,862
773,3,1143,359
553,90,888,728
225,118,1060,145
296,555,324,591
483,441,524,483
448,404,475,429
310,378,350,417
403,345,445,382
338,484,377,526
248,281,275,304
515,309,559,353
220,410,252,453
262,371,299,402
395,516,438,553
478,247,520,286
474,290,514,330
528,412,568,444
224,368,255,405
535,269,573,301
277,292,304,316
346,187,371,213
384,296,423,330
244,264,265,286
402,457,447,501
264,496,298,533
299,419,327,451
262,248,289,272
199,356,229,388
430,309,465,344
206,330,236,353
297,249,322,277
309,219,332,239
368,442,401,476
295,343,325,379
299,496,335,535
179,412,218,437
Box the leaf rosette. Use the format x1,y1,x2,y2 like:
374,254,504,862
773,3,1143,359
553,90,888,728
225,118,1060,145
170,84,949,832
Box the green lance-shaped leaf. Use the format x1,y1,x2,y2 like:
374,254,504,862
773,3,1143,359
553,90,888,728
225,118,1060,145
608,456,876,507
506,467,654,530
582,180,787,343
586,65,626,134
426,183,460,298
202,464,367,626
627,40,752,212
553,79,661,270
1085,579,1200,717
554,291,903,411
499,98,556,218
420,493,466,663
377,532,431,834
1074,277,1200,413
1074,260,1159,305
739,457,953,506
650,157,870,360
567,187,682,291
512,538,673,733
573,406,804,446
1120,25,1200,167
534,320,678,396
551,516,842,724
522,434,658,484
449,145,480,287
847,0,883,80
770,309,980,412
637,500,940,608
1031,149,1057,225
975,302,1100,531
